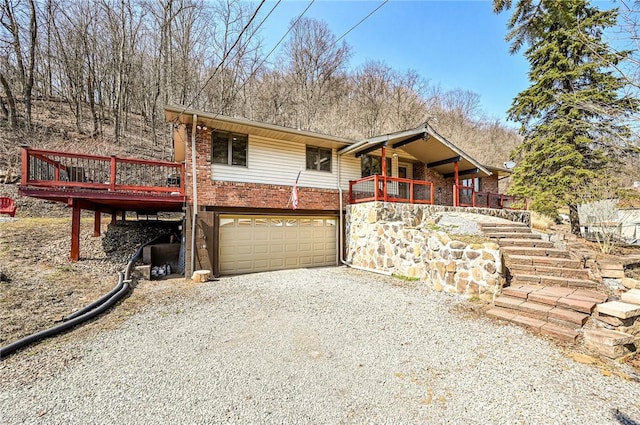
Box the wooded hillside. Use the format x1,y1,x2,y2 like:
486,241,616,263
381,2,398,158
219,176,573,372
2,0,522,176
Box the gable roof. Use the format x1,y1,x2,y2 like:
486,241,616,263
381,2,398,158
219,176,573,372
339,123,493,178
165,105,355,150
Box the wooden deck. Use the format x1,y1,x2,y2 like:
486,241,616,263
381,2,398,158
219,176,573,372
19,147,186,260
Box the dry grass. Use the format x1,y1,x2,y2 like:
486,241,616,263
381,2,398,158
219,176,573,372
0,217,197,348
531,211,555,231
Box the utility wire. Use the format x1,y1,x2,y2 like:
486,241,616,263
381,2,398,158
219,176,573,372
333,0,388,47
179,0,388,125
201,0,316,120
218,0,387,117
179,0,267,115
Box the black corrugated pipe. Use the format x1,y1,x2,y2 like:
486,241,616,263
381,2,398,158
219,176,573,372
0,234,168,359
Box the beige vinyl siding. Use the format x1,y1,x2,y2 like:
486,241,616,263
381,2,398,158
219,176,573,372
211,135,338,189
339,155,361,190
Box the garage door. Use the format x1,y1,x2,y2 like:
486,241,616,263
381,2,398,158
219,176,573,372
219,215,337,275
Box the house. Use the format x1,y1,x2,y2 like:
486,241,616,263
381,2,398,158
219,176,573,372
164,105,520,277
578,199,640,245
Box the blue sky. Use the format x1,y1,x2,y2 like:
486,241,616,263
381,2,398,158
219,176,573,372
259,0,530,123
258,0,621,124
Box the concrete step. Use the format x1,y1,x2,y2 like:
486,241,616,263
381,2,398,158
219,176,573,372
479,222,529,228
510,274,597,289
491,238,555,248
500,285,604,312
540,323,580,343
487,232,544,240
486,307,579,343
495,293,596,317
482,226,531,234
505,255,582,269
501,246,571,258
506,264,591,280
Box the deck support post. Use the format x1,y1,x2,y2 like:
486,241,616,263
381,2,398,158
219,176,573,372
93,211,101,237
71,200,81,261
111,211,117,223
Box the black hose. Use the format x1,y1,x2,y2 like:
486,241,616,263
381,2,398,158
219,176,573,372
1,277,129,358
0,233,169,359
63,272,125,321
62,234,166,321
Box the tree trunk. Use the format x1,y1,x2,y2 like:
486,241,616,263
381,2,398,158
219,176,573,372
0,95,8,120
0,72,18,128
23,0,37,131
569,204,581,236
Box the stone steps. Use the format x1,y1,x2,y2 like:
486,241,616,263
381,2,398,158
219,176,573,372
501,246,571,258
479,222,529,228
486,232,544,240
480,220,604,343
506,264,591,280
488,284,608,342
487,306,581,342
482,226,531,234
509,274,597,289
587,289,640,358
492,238,555,248
505,254,582,269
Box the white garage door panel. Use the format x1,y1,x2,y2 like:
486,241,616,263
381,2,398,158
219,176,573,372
219,215,337,275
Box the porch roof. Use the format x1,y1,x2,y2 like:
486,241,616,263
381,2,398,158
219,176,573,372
339,123,492,178
165,105,355,150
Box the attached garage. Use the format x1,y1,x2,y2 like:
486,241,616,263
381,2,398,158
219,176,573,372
218,215,338,275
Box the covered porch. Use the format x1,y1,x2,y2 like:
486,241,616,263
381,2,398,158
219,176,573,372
341,123,526,210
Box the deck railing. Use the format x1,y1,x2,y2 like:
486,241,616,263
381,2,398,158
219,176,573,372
454,184,528,210
21,147,185,195
349,175,434,204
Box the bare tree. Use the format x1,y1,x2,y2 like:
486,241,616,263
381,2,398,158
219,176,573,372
0,0,38,129
283,17,351,131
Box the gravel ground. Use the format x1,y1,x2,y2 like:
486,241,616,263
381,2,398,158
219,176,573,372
2,267,640,424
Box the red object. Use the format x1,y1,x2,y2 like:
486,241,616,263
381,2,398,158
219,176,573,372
0,197,17,217
292,171,300,210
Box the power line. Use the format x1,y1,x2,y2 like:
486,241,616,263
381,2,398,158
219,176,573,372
219,0,387,117
205,0,317,119
182,0,387,126
333,0,388,47
179,0,267,115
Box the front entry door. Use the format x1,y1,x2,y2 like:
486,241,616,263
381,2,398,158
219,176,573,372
398,166,408,199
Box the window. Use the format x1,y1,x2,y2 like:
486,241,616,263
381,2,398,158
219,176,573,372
306,146,332,172
212,131,247,166
462,177,481,191
361,154,392,178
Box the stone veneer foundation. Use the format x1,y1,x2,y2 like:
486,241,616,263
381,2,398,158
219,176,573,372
346,202,531,298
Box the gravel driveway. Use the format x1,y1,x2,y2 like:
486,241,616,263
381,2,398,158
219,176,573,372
2,267,640,424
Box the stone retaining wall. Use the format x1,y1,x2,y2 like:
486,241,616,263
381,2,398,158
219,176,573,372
346,202,526,297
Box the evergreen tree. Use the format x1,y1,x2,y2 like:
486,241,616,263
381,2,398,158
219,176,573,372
494,0,639,227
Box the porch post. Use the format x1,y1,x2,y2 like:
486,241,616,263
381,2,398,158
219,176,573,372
381,144,387,202
453,161,460,207
93,211,101,237
71,199,81,261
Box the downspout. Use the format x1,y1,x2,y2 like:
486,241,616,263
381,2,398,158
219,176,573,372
190,114,198,276
337,148,392,276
